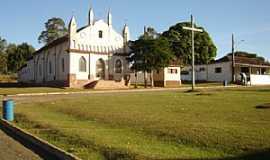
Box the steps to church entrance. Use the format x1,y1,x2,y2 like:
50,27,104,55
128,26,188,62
84,80,128,90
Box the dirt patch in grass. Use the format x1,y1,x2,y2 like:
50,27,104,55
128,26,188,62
256,103,270,109
196,92,214,96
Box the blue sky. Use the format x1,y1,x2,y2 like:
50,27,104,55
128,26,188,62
0,0,269,60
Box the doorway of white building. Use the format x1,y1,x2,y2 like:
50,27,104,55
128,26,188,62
96,59,105,80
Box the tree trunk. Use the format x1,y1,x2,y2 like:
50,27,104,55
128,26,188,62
144,71,147,88
150,70,154,88
135,71,138,88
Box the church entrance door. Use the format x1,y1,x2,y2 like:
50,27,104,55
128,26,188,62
96,59,105,80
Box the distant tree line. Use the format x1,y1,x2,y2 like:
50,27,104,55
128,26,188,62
0,17,67,75
38,17,68,44
0,36,35,74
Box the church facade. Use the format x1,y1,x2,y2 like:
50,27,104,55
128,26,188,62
18,8,131,88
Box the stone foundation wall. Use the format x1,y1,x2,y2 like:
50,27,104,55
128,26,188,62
165,80,181,87
67,74,92,88
154,81,165,87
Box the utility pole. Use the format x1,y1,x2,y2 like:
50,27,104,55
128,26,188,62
232,34,235,83
183,15,203,91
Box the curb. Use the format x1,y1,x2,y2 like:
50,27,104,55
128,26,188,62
0,119,81,160
7,85,240,97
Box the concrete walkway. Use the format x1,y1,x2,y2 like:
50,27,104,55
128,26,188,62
0,129,42,160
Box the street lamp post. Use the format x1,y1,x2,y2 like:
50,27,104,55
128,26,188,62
183,15,203,91
232,34,235,83
232,34,245,83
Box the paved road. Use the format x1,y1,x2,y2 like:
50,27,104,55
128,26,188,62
0,129,42,160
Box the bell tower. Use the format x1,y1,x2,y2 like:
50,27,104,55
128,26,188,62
88,7,94,26
68,16,77,48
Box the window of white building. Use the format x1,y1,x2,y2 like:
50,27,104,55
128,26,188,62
49,61,52,74
79,56,87,72
73,40,76,48
99,31,103,38
61,58,65,73
199,67,205,72
168,68,178,74
215,67,222,73
115,59,122,73
39,64,42,76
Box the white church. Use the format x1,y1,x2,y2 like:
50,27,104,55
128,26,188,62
18,7,182,89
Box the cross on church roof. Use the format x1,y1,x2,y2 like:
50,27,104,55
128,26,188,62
182,15,203,33
182,15,204,91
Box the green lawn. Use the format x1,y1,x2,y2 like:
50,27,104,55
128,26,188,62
0,83,223,95
0,87,85,95
9,87,270,160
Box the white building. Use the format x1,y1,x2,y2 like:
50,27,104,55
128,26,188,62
181,54,270,85
18,8,131,88
18,8,182,88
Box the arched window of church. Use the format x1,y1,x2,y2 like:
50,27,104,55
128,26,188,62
61,58,65,73
82,44,84,50
99,30,103,38
39,64,42,76
79,56,87,72
49,61,52,74
115,59,122,73
73,40,76,48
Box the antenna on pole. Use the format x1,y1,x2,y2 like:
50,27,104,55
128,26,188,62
72,10,75,16
232,33,235,83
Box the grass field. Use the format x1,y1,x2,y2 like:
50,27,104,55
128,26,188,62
7,87,270,160
0,82,224,96
0,87,84,95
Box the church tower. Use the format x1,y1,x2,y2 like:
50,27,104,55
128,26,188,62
68,16,77,48
123,24,130,53
107,9,112,26
69,16,77,36
123,24,130,43
88,7,94,26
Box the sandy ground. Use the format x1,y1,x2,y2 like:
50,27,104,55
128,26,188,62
0,129,42,160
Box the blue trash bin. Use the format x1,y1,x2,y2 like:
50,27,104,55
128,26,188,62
2,99,14,121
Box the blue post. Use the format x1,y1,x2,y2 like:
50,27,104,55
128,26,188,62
2,99,14,121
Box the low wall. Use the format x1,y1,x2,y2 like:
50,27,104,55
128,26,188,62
250,74,270,85
0,119,81,160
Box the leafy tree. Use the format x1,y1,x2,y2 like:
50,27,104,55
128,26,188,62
145,38,173,87
0,54,7,74
7,43,35,73
162,22,217,65
38,17,68,44
0,37,7,74
142,27,160,40
0,37,7,53
6,44,17,73
129,27,173,88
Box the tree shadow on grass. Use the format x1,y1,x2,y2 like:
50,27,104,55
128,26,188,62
0,125,56,160
256,103,270,109
0,82,66,89
256,89,270,93
162,149,270,160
